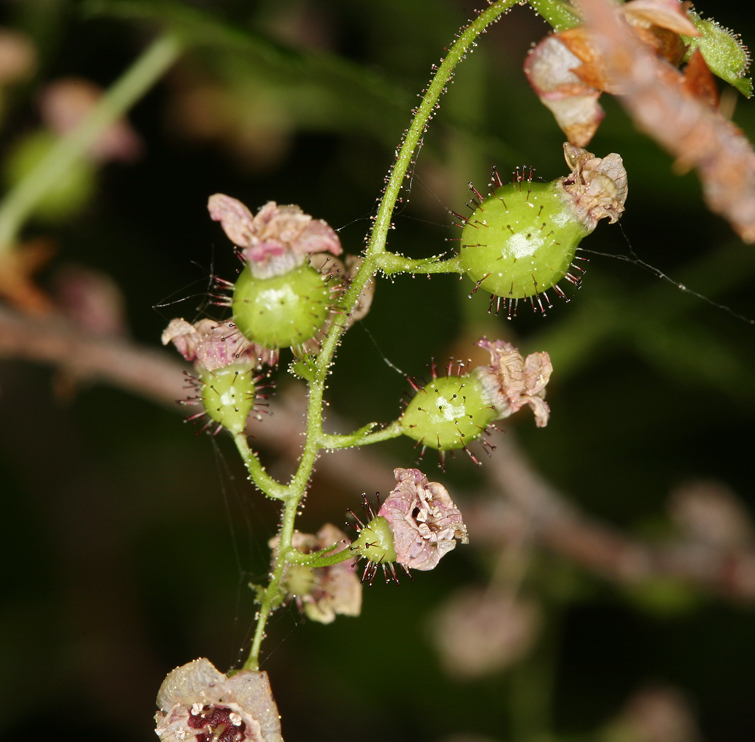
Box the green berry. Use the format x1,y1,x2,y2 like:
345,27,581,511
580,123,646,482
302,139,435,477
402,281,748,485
350,516,398,565
199,362,258,434
459,178,589,314
400,374,497,452
232,262,331,349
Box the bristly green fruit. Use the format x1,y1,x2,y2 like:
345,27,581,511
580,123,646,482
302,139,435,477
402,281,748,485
459,177,589,316
400,374,497,453
350,516,398,565
199,362,258,434
232,262,331,349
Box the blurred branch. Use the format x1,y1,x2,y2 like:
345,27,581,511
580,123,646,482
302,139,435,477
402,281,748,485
469,431,755,601
580,0,755,243
3,304,755,600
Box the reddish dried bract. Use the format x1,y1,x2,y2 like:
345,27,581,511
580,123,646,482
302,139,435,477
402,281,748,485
208,195,342,279
378,468,468,571
155,658,283,742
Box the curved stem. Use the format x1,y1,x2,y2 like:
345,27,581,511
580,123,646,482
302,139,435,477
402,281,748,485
287,544,355,570
376,252,464,276
526,0,581,31
243,0,517,670
233,433,289,500
320,420,404,450
0,32,184,252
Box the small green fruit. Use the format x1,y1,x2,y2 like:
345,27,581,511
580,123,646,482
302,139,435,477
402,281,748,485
400,374,497,452
199,362,258,434
459,178,588,313
232,262,331,349
350,515,398,565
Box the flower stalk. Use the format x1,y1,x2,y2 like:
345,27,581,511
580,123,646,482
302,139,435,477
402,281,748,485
241,0,518,671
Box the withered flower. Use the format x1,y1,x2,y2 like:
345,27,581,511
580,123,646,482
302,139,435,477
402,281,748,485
474,338,553,428
378,468,468,571
162,318,278,371
208,195,342,279
270,524,362,623
155,658,283,742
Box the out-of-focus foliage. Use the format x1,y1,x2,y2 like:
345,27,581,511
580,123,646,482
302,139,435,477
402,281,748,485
1,2,755,741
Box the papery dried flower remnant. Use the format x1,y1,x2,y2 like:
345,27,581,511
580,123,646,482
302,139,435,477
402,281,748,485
269,523,362,624
474,338,553,428
378,468,468,571
208,195,342,279
162,318,278,371
155,658,283,742
560,143,628,230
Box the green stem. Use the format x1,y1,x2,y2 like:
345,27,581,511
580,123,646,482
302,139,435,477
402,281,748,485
320,420,404,450
244,498,299,670
526,0,581,31
243,0,517,670
0,32,184,252
233,433,289,500
287,544,355,569
376,252,464,276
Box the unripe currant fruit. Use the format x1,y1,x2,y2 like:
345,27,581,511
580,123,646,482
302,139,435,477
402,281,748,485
399,370,497,458
198,362,258,434
350,515,398,566
232,262,331,350
456,146,627,317
459,176,588,314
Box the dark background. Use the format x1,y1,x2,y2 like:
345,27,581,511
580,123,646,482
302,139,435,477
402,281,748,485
2,1,755,740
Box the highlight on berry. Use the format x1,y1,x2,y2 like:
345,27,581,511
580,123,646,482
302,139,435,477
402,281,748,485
452,144,627,318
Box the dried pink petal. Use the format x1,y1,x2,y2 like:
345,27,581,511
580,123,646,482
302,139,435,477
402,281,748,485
378,468,468,571
155,658,283,742
269,524,361,624
162,317,278,370
474,338,553,427
208,195,342,279
38,77,143,162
